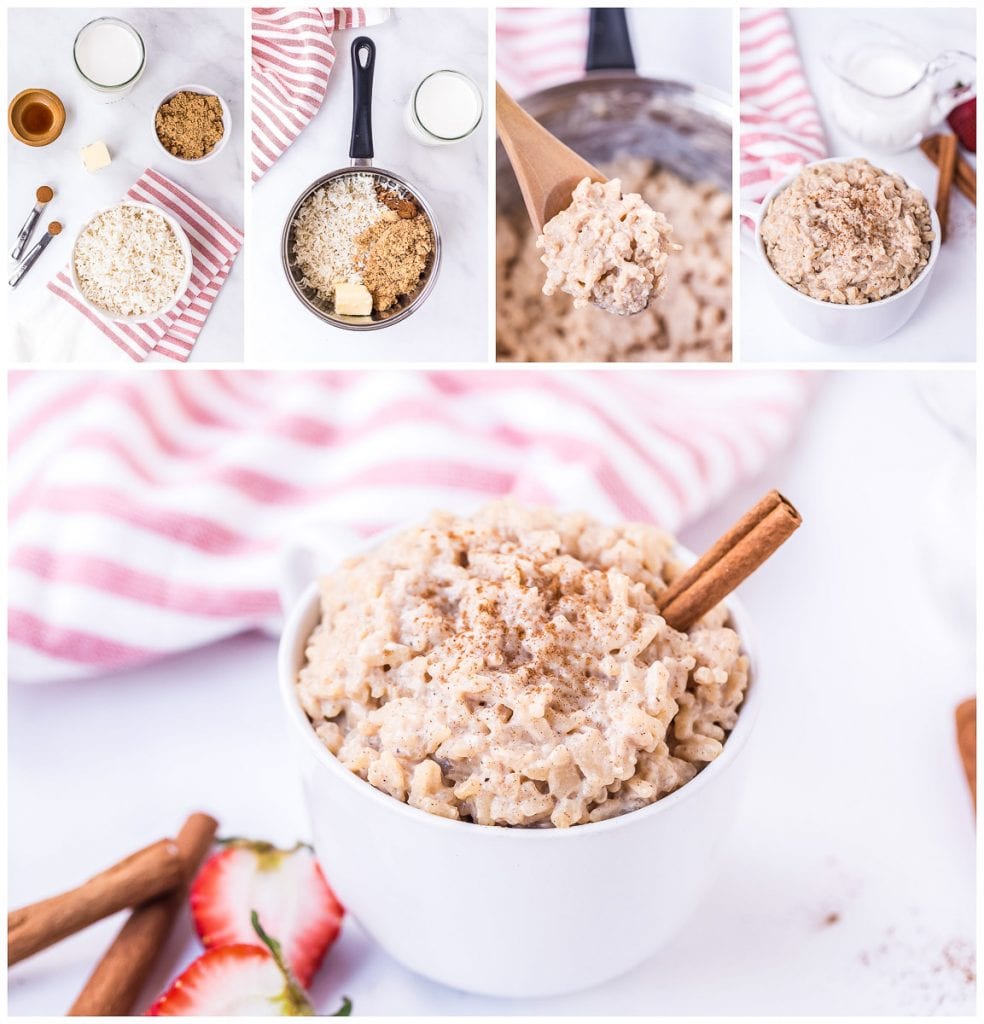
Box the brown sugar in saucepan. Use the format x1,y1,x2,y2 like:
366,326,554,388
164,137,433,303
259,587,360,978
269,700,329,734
155,91,224,160
355,196,433,311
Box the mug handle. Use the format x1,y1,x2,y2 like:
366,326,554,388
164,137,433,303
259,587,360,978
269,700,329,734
738,198,762,260
278,522,367,614
927,49,976,122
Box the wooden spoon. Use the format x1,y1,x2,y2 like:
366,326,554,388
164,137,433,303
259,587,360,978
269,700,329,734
496,81,605,234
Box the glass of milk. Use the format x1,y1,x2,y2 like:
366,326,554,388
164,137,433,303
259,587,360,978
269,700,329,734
824,21,975,153
73,17,146,102
405,70,484,146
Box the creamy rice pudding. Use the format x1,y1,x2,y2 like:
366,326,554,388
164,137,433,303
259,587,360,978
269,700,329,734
760,157,934,304
296,501,749,829
498,158,732,361
537,177,678,316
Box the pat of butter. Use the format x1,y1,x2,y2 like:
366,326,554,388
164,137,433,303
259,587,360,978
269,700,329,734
81,141,112,173
334,282,373,316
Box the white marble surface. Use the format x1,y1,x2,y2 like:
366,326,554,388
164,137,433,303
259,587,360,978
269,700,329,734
7,371,976,1016
6,7,244,363
741,8,977,364
249,8,489,365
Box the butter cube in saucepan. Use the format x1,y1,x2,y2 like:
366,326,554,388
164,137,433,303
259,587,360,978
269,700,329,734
334,282,373,316
81,141,112,172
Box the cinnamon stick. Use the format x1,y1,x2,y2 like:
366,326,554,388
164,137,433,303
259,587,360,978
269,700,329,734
68,812,217,1017
660,490,801,633
8,838,183,966
920,134,976,206
933,132,959,243
956,697,976,810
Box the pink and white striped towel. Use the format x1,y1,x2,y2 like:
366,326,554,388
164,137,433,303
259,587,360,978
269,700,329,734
47,170,244,363
740,8,827,211
8,370,811,684
251,7,389,184
496,8,589,98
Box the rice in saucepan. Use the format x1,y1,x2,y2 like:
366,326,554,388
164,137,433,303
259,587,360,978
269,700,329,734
291,174,386,303
73,205,187,318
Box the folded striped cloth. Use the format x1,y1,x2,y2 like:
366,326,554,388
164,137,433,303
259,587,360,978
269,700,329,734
46,170,244,363
496,7,589,98
739,8,827,211
251,7,389,184
8,370,811,684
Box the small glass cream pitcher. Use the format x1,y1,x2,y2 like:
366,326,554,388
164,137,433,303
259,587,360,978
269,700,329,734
824,20,975,152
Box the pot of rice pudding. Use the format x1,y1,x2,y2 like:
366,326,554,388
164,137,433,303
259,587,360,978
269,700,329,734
744,157,941,345
278,502,762,997
496,12,732,362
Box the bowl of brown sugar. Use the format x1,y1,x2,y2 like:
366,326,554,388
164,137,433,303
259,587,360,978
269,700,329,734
153,85,229,164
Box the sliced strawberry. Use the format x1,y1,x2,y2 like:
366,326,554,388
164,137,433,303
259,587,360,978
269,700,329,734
147,943,310,1016
148,912,351,1016
947,96,976,153
190,840,343,988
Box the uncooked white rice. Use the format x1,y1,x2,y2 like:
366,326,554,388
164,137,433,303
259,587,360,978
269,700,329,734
292,174,386,303
73,204,187,318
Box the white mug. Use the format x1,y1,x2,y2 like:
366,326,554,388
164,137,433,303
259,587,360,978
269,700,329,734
742,158,941,346
277,534,763,998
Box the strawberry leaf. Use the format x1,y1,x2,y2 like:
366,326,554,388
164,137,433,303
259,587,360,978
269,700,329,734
333,996,353,1016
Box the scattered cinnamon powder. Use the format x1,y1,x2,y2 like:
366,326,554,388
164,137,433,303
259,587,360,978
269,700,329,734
356,209,433,311
859,921,976,1013
155,91,224,160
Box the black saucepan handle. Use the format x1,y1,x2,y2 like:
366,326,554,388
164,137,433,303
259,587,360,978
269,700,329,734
586,8,636,72
350,36,375,160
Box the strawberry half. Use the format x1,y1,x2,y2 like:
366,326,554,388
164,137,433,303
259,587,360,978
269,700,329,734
148,912,351,1016
147,944,309,1016
947,96,976,153
190,840,343,988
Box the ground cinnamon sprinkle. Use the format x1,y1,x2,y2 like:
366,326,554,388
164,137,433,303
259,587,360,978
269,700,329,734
356,209,433,311
376,186,419,219
155,91,224,160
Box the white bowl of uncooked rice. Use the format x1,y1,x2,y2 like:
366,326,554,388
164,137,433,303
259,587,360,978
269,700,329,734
71,201,193,324
279,500,761,996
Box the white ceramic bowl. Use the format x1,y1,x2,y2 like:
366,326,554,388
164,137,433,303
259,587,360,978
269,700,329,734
70,201,193,325
745,157,941,345
152,84,230,165
277,542,762,998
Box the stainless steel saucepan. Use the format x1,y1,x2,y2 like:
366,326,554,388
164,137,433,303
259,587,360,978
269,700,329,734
282,37,442,331
496,9,732,221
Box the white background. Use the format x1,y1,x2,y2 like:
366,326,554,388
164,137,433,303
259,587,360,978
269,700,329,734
741,8,977,364
8,370,976,1016
624,6,731,96
249,8,489,365
6,7,245,363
